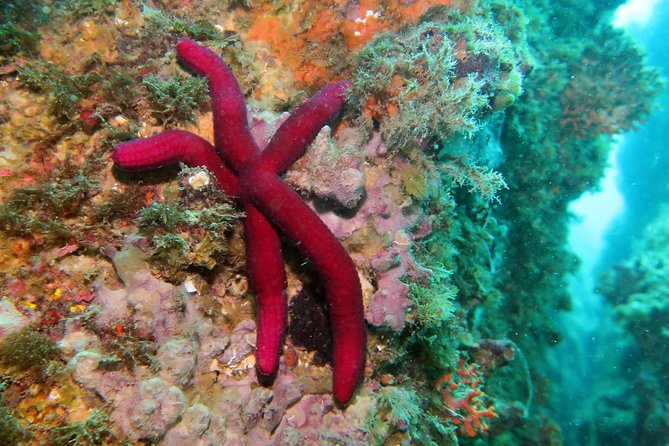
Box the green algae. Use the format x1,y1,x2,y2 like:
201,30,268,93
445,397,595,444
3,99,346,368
18,62,101,123
0,328,59,375
366,386,453,446
48,409,115,446
135,166,243,273
0,0,663,444
0,158,99,238
0,22,39,57
350,7,523,153
0,385,25,446
143,72,209,126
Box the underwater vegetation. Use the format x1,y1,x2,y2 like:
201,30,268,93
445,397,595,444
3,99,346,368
0,0,662,444
597,206,669,445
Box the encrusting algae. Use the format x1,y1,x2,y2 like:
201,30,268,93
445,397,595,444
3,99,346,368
0,0,662,445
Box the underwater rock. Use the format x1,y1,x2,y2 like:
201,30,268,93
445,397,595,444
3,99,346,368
92,282,129,328
69,351,134,402
163,403,212,446
157,337,197,387
96,242,200,343
285,126,367,209
57,321,100,359
219,320,256,367
272,394,369,444
119,376,186,441
0,297,29,341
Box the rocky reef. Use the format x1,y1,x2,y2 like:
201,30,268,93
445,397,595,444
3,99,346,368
0,0,661,445
597,206,669,445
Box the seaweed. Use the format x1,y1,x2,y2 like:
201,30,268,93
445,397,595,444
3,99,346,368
48,409,115,446
135,171,243,273
350,11,523,154
143,72,209,125
18,62,101,122
0,328,59,374
0,406,25,446
0,158,99,238
58,0,116,18
0,22,39,57
142,5,228,42
365,386,453,446
0,384,25,446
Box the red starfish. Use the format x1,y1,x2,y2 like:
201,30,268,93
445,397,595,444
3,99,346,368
112,39,366,404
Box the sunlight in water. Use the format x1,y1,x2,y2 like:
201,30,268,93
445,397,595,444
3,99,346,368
614,0,661,27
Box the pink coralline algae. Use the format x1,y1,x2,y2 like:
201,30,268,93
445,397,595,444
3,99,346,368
112,39,365,404
66,240,366,443
318,132,432,330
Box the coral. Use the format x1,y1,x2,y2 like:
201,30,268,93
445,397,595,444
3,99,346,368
112,39,365,404
436,356,497,437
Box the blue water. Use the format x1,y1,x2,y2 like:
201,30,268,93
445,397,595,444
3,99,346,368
555,2,669,444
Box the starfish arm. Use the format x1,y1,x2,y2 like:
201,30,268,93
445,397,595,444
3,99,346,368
244,203,288,377
176,39,259,171
242,169,366,404
112,130,239,196
257,81,352,174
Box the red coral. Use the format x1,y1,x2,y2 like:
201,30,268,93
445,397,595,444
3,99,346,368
436,356,497,437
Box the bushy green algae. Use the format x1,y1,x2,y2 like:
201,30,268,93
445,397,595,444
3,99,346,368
48,409,114,446
365,386,453,446
135,166,243,274
18,62,101,123
362,168,508,444
0,157,100,239
0,385,25,446
599,205,669,363
497,0,663,357
486,0,663,442
0,22,39,57
350,7,523,153
0,327,59,375
143,72,209,126
357,0,662,443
